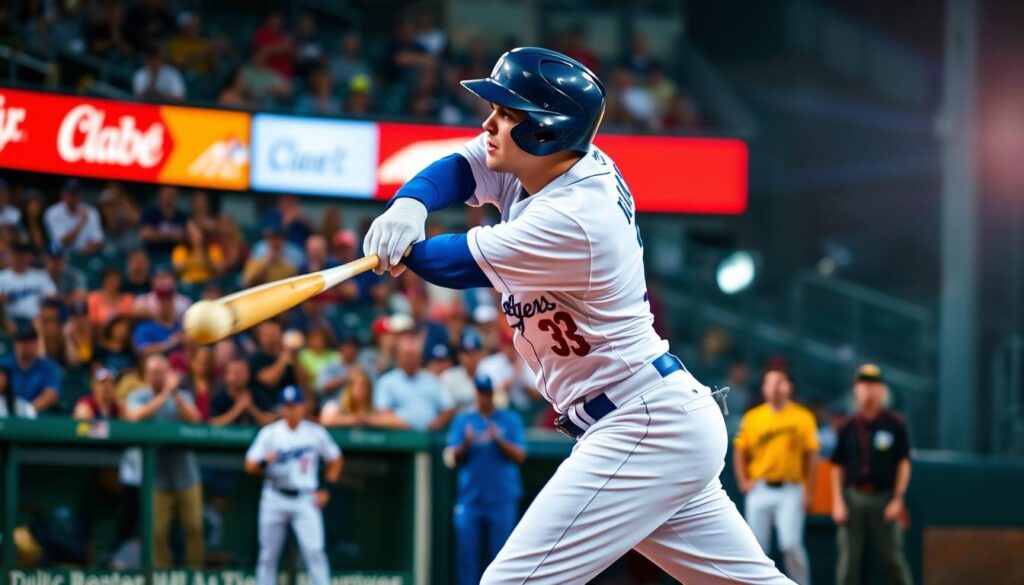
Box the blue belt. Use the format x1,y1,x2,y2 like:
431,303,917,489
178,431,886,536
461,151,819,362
555,353,685,439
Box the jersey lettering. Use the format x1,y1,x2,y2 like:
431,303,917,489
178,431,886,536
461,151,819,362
537,311,591,357
502,294,557,332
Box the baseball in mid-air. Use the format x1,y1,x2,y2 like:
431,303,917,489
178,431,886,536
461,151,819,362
183,300,235,344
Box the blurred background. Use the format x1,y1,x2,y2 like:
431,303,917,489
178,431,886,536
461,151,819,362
0,0,1022,584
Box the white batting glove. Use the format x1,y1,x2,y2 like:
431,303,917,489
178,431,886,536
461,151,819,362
363,198,428,276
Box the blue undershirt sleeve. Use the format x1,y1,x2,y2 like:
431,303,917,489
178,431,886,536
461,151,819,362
403,234,491,290
389,154,476,212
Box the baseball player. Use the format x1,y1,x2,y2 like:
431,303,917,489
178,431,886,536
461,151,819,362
363,47,792,583
245,385,342,585
733,367,820,584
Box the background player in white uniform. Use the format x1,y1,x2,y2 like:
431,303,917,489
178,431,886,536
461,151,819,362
245,385,342,585
363,47,793,583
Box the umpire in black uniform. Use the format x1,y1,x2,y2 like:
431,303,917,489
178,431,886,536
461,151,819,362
830,364,913,585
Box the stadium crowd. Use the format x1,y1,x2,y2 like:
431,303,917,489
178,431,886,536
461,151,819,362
6,0,704,133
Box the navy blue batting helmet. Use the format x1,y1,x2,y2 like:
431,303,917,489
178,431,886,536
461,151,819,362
461,47,606,156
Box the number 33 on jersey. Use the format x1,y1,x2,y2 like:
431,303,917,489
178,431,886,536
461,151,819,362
461,135,669,412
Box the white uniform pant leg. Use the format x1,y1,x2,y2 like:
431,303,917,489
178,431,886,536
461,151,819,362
634,477,795,584
775,484,810,585
292,493,330,585
483,376,787,584
256,490,291,585
745,482,778,554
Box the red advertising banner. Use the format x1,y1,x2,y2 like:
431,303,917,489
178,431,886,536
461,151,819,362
376,122,747,214
0,88,250,190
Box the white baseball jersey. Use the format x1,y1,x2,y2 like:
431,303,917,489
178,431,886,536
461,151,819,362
459,133,669,412
246,420,341,491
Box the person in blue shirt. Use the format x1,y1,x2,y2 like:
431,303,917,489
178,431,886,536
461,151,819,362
132,280,183,359
0,325,61,413
445,374,527,585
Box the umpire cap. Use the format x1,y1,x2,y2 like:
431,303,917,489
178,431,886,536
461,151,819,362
461,47,606,156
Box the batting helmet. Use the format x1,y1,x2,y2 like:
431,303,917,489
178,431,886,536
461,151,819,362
461,47,606,156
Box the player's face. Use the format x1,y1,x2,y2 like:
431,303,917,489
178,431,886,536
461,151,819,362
482,104,529,172
854,381,886,411
281,402,305,424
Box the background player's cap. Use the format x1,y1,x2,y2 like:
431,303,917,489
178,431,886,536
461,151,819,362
855,363,884,384
473,374,494,394
459,330,483,352
428,342,451,362
278,385,304,405
460,47,606,156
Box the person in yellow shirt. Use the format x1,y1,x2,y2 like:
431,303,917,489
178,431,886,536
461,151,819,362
733,367,819,585
171,220,226,285
242,227,298,287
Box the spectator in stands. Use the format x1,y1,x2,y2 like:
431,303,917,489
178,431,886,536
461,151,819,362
44,178,104,255
425,341,453,377
296,68,341,116
661,90,701,132
180,346,218,421
384,19,436,88
1,325,60,413
831,364,913,585
441,331,486,412
141,186,188,258
73,368,121,420
0,178,20,227
444,374,526,585
243,227,298,287
316,332,364,397
168,12,215,77
0,364,37,418
133,42,187,102
44,247,87,304
121,0,176,53
252,11,294,79
37,298,67,364
373,332,455,431
561,27,599,72
299,235,334,275
320,366,374,428
479,329,537,412
623,32,658,76
93,315,136,377
328,33,372,96
63,301,95,370
0,225,14,272
248,320,300,413
210,358,276,426
98,183,142,253
19,190,48,253
85,0,130,59
297,325,338,391
262,195,313,249
88,268,135,326
213,213,249,272
244,45,294,106
133,268,190,319
413,9,448,58
609,67,657,131
124,354,204,569
294,12,325,80
132,278,183,359
218,69,257,109
171,220,226,285
0,242,56,321
123,249,153,296
188,190,218,234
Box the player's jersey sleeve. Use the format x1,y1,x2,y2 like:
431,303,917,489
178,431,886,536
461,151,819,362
459,133,520,209
447,413,468,448
503,411,526,451
245,427,273,463
466,199,591,295
316,426,342,462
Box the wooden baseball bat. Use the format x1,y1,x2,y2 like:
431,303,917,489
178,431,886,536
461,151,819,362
184,251,403,344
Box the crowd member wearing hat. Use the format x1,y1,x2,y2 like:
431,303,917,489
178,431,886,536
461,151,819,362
44,245,88,305
43,178,104,256
73,368,121,420
0,325,60,413
424,341,454,377
133,268,190,319
243,226,299,287
132,277,184,359
445,374,526,585
440,330,487,411
0,242,56,321
124,354,203,568
831,364,913,585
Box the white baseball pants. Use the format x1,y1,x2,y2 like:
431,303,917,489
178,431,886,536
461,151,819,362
745,482,811,584
256,488,330,585
482,370,794,584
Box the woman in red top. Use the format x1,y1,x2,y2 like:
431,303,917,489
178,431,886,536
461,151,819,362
73,368,121,420
180,346,218,421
